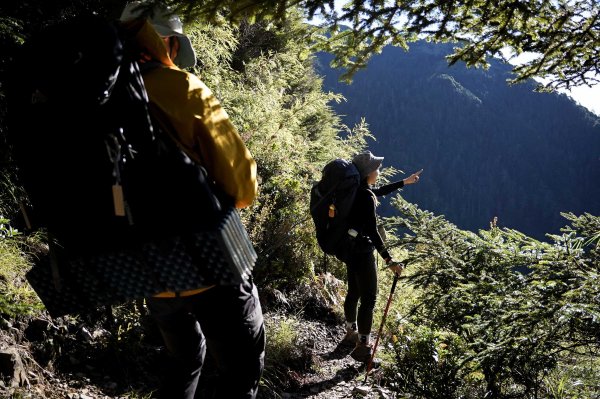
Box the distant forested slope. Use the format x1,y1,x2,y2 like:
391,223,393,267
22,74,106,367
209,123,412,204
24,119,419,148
317,41,600,239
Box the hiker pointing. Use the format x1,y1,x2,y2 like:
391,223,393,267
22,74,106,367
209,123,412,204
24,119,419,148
120,2,264,398
339,150,422,363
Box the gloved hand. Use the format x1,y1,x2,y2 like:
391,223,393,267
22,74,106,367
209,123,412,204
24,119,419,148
385,258,405,275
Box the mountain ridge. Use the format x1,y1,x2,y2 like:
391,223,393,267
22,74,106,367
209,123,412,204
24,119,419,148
316,41,600,239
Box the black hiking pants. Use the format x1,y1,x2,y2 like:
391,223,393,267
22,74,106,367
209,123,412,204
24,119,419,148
342,244,378,336
146,279,265,399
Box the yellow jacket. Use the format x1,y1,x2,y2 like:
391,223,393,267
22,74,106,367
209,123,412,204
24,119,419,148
129,20,257,209
126,20,258,297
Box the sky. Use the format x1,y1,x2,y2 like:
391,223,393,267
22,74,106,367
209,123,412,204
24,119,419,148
565,85,600,116
508,51,600,116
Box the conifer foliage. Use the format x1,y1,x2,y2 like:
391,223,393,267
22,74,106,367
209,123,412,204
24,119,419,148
129,0,600,90
161,12,370,288
383,196,600,397
0,2,599,396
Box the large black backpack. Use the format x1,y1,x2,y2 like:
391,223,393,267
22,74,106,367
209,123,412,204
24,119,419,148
8,15,256,317
309,159,360,256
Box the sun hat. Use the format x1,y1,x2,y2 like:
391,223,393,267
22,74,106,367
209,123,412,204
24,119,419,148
352,151,384,179
120,1,196,68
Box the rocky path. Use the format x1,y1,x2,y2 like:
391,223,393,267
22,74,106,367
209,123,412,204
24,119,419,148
1,304,397,398
277,318,395,399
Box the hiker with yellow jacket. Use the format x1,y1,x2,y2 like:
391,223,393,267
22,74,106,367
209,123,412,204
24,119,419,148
120,3,264,398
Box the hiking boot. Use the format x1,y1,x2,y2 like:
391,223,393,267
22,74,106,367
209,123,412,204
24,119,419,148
339,330,358,348
350,342,374,363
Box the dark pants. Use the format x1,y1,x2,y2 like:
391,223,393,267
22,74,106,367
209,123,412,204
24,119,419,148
146,280,265,399
342,245,378,336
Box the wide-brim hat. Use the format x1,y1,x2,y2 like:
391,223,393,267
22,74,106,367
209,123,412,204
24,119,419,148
352,151,384,179
120,1,196,68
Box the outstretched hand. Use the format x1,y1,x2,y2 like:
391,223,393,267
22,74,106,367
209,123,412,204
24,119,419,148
404,169,423,185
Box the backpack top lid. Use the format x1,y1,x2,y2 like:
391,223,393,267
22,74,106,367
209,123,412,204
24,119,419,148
318,158,360,194
24,15,123,107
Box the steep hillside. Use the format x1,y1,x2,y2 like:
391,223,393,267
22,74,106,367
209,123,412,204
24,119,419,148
317,42,600,239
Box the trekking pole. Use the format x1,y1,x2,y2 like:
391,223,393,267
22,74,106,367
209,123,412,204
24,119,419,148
364,272,399,383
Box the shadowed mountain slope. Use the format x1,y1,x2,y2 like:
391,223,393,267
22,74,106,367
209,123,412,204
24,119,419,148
317,42,600,239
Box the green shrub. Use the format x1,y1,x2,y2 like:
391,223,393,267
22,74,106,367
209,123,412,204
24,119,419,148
0,233,44,317
381,196,600,398
384,323,471,399
261,313,313,396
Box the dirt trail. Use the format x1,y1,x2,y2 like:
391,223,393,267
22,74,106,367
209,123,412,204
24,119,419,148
277,319,395,399
1,296,397,398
